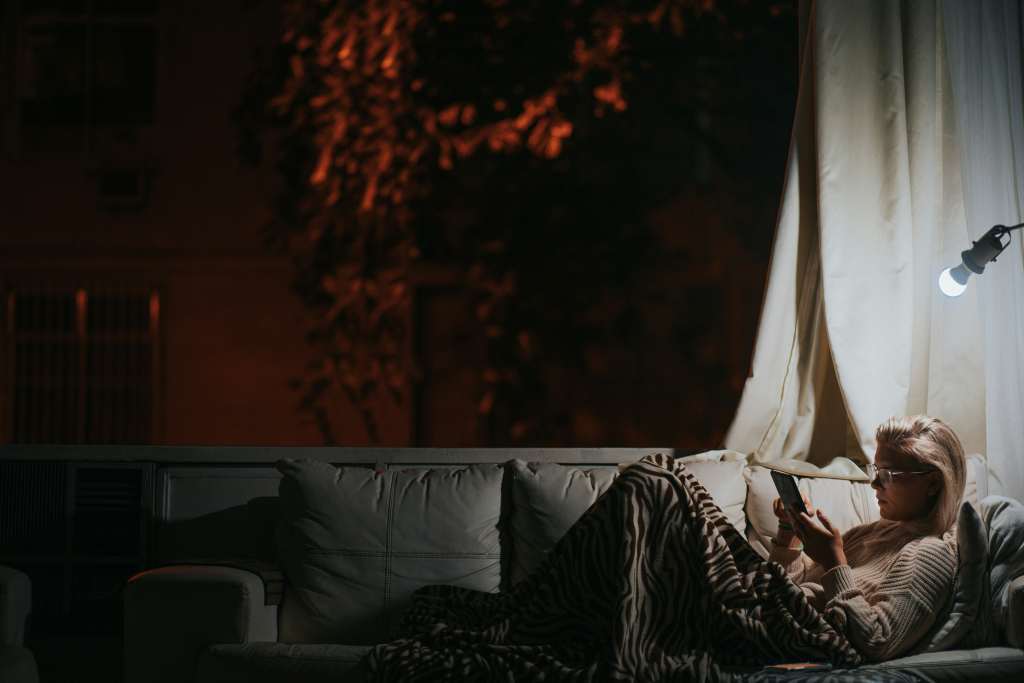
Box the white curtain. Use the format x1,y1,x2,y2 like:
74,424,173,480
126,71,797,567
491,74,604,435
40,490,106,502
942,0,1024,499
725,0,1024,499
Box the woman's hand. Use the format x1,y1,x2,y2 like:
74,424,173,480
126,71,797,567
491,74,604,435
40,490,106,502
771,495,813,549
772,495,814,521
791,509,847,570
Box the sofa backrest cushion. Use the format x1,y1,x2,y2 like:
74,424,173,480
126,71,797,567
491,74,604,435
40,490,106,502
977,495,1024,642
275,460,503,644
508,451,748,585
508,461,617,586
921,501,989,651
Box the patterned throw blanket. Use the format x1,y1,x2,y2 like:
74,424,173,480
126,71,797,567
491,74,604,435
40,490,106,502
364,454,914,682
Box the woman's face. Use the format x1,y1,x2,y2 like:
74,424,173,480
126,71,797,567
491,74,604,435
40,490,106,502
871,446,941,522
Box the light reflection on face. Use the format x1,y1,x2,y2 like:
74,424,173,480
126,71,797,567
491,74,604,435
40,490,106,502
870,447,940,522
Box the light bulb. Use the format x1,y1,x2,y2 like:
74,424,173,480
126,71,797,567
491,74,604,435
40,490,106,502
938,266,969,297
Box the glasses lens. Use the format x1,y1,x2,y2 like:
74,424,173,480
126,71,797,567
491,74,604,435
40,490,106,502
867,464,891,486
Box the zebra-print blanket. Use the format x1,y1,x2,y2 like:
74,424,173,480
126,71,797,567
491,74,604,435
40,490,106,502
363,454,911,681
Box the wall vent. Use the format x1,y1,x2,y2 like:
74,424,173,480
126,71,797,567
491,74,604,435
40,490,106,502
0,462,66,557
73,467,143,556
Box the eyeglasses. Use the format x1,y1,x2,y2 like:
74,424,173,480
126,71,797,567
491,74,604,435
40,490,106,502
865,464,936,488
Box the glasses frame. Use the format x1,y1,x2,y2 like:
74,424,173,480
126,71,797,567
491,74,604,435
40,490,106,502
865,464,936,488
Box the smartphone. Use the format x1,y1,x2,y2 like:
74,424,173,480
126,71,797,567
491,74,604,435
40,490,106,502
770,470,808,516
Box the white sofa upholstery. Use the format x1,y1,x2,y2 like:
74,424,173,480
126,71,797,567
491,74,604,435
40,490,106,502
124,451,1024,683
273,461,504,645
124,565,278,683
0,566,39,683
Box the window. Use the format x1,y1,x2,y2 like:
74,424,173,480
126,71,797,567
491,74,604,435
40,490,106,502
2,285,161,444
12,0,158,154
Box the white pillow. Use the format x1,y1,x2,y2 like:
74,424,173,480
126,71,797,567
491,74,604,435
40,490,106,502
678,454,749,533
963,453,988,511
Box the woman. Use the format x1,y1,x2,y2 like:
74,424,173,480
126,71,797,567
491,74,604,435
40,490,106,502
770,415,964,662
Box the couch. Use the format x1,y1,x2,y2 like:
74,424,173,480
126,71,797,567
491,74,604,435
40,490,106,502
124,449,1024,682
0,565,39,683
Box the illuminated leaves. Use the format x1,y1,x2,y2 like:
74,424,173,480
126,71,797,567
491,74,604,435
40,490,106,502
264,0,719,442
593,80,627,113
279,1,711,224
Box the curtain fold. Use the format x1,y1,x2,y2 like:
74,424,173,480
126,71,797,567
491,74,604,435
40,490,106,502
725,0,1022,498
724,3,849,466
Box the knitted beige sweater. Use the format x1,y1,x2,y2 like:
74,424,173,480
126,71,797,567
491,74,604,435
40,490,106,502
769,520,957,662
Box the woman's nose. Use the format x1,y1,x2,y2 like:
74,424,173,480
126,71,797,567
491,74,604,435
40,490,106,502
870,477,882,490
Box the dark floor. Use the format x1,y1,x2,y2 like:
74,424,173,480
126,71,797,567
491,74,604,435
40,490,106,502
29,636,121,683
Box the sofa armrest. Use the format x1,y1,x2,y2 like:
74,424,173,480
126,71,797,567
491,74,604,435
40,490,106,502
1006,575,1024,648
0,566,31,647
124,564,278,683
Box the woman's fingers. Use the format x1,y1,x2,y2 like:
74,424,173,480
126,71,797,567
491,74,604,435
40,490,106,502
789,510,810,536
774,494,818,520
816,509,835,532
796,511,831,536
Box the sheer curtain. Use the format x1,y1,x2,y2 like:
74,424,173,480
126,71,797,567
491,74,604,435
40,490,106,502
725,0,1024,499
942,0,1024,499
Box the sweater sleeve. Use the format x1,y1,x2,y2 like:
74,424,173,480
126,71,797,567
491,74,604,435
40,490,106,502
770,522,875,585
819,538,956,661
768,539,817,583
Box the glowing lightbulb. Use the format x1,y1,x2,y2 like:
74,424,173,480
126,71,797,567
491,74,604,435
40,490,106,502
937,222,1023,298
938,266,969,297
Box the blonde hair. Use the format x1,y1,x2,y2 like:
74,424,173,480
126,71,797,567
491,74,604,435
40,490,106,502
875,415,966,535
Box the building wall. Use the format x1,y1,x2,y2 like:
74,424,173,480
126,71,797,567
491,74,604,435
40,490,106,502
0,0,410,446
0,1,775,450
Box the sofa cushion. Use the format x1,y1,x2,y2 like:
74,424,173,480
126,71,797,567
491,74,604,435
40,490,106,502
196,643,370,683
275,460,502,644
192,645,1024,683
508,461,617,586
866,646,1024,680
0,566,32,647
978,496,1024,644
922,501,989,651
508,451,748,585
0,646,38,683
964,453,989,511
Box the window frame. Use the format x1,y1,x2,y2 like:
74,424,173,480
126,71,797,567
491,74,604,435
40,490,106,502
1,281,163,444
